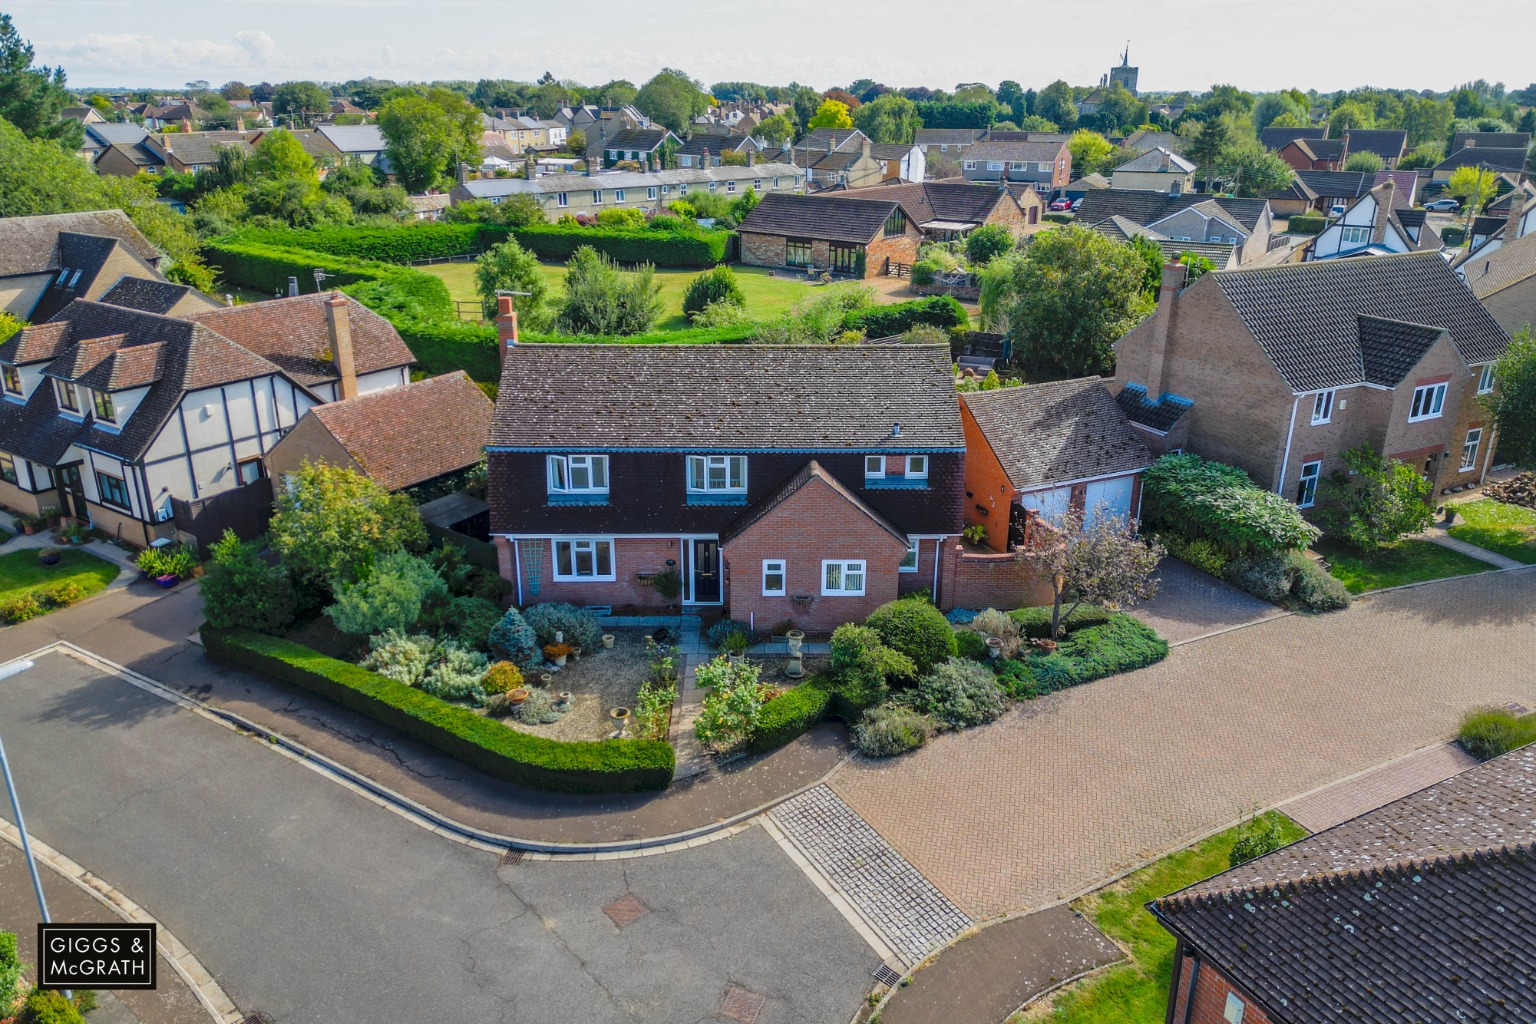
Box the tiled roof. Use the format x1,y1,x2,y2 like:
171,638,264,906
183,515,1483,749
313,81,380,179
42,332,128,382
817,181,1010,229
490,344,964,450
1357,315,1446,386
99,142,160,168
797,128,865,152
675,134,751,158
915,128,985,146
1451,131,1532,151
1113,147,1196,174
306,371,492,491
1075,189,1269,232
1461,227,1536,301
1213,252,1513,392
1341,128,1406,159
146,130,255,167
26,233,124,323
721,459,907,545
188,292,414,387
962,378,1151,490
603,127,671,151
0,210,160,276
738,192,899,244
455,162,801,199
1114,383,1191,432
1150,746,1536,1024
97,276,211,315
1435,146,1529,173
76,341,168,392
963,140,1069,163
1292,137,1346,162
84,122,148,147
0,321,71,365
1294,170,1371,199
316,124,387,153
1259,126,1325,151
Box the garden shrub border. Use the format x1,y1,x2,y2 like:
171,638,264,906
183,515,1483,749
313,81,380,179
746,679,833,754
201,626,674,793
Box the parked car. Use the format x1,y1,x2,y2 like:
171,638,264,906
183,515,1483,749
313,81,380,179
1070,197,1084,211
1049,198,1072,211
1424,197,1460,212
1328,203,1347,217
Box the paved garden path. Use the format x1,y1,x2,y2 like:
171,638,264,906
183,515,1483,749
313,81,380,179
1414,521,1526,570
830,567,1536,919
1280,740,1478,832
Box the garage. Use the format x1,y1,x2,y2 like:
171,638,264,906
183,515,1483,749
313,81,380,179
1084,475,1137,526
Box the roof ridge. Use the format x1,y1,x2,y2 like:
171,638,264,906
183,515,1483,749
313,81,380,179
1356,312,1448,333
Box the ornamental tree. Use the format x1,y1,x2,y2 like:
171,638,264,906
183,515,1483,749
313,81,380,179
268,461,426,588
1446,165,1499,209
474,238,552,326
1067,129,1115,176
1318,443,1435,551
1039,508,1165,640
807,99,854,131
1484,327,1536,469
326,551,446,635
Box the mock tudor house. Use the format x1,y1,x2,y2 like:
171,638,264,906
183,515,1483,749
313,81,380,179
1150,745,1536,1024
0,292,414,545
815,179,1041,239
737,192,920,277
960,378,1152,552
486,333,965,632
1301,179,1440,260
1112,254,1512,509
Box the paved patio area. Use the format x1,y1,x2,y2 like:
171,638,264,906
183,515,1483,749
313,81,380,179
831,568,1536,919
1131,556,1286,644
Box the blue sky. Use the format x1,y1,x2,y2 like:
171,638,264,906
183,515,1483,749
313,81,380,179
13,0,1531,95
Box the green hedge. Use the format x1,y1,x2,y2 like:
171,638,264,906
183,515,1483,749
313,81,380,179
229,224,486,264
1042,212,1074,224
203,239,411,295
201,627,674,793
1287,213,1326,235
1440,225,1467,247
1141,453,1320,555
1006,614,1168,694
746,679,833,754
845,295,969,337
506,224,732,267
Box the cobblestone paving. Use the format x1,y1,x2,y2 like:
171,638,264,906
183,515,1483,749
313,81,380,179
769,785,973,965
831,569,1536,919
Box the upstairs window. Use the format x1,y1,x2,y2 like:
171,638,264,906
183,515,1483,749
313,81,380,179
905,455,928,480
547,454,609,496
687,455,746,494
646,186,657,199
1340,225,1370,246
92,389,117,423
1311,390,1334,425
864,455,886,481
726,180,737,193
1,364,20,397
592,190,603,204
1478,364,1495,394
614,189,625,203
1409,382,1446,422
55,379,80,413
557,192,569,207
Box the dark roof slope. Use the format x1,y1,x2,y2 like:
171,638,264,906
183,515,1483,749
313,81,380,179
1357,316,1446,386
1115,383,1191,432
306,371,493,491
1259,126,1325,151
1294,170,1371,199
738,191,899,243
1451,131,1531,152
1213,252,1511,391
98,276,207,314
1340,128,1406,160
1075,189,1269,232
962,378,1151,490
0,210,160,276
602,127,671,151
721,459,907,544
1435,146,1529,173
818,180,1011,228
188,292,414,387
490,344,964,450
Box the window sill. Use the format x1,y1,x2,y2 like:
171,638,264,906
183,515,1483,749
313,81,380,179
686,494,748,506
864,479,929,490
548,494,609,506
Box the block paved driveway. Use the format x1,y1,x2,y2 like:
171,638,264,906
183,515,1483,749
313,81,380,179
831,568,1536,919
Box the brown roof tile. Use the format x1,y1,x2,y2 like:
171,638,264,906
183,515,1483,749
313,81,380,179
188,292,414,387
962,378,1151,490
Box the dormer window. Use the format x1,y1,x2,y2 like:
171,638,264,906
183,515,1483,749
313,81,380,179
865,455,886,481
56,379,80,413
547,454,608,501
1,364,20,397
687,455,746,494
92,390,117,423
905,455,928,480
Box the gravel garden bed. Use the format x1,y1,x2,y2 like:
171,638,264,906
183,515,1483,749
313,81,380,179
495,629,655,742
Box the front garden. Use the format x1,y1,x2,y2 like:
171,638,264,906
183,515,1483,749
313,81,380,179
1317,538,1491,593
1448,497,1536,564
0,547,119,624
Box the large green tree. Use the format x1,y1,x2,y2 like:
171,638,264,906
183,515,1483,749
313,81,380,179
754,113,795,148
1484,327,1536,469
1067,129,1116,176
0,13,81,146
268,461,426,588
807,99,854,130
474,238,552,326
1035,80,1078,132
852,93,921,144
379,87,481,192
1005,225,1153,377
248,128,317,183
633,68,709,134
270,80,331,126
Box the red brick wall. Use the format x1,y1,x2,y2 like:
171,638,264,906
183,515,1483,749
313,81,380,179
722,474,910,634
959,401,1019,551
1169,953,1278,1024
864,228,920,277
938,542,1054,611
497,536,682,609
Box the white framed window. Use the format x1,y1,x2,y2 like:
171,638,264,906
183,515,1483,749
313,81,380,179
962,160,977,170
1,363,20,396
821,559,866,596
1297,460,1321,508
1311,390,1334,425
904,455,928,480
556,192,568,207
1461,427,1483,471
708,181,717,192
986,160,1003,171
1340,225,1370,245
614,189,625,203
686,454,746,493
1223,993,1245,1024
939,143,949,152
1478,364,1495,394
762,559,786,596
592,190,603,204
726,180,736,193
753,179,761,190
1008,161,1026,171
646,186,657,200
679,183,689,195
55,379,80,413
772,177,780,188
864,455,886,481
1409,382,1447,422
553,538,615,580
546,454,609,495
899,538,919,572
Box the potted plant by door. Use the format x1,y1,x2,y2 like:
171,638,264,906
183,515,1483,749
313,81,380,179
13,513,38,536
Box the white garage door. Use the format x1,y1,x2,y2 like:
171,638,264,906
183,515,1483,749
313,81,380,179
1020,486,1072,523
1084,476,1135,527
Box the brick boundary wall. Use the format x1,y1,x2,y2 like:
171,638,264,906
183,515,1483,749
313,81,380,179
938,542,1054,611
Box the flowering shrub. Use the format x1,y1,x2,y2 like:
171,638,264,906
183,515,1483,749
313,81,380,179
693,656,773,750
360,630,440,686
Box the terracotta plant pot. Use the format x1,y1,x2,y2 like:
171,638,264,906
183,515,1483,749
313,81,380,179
508,688,530,705
602,634,615,649
1035,638,1058,653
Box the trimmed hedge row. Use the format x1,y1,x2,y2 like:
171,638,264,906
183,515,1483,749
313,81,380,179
229,224,486,264
746,679,833,754
1287,213,1326,235
845,295,969,337
203,239,414,295
506,224,732,267
202,626,675,793
1440,225,1467,247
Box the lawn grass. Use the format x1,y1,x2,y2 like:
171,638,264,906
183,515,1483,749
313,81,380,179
420,260,862,331
1447,499,1536,564
0,548,120,603
1318,538,1492,593
1016,811,1307,1024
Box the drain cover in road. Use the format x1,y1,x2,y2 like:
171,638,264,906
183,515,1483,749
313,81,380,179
602,892,650,929
718,983,766,1023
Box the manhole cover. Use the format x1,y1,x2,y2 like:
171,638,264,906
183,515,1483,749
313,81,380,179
602,892,650,929
718,984,765,1024
1505,701,1530,715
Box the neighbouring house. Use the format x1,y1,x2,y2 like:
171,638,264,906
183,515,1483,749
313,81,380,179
448,161,803,218
1450,130,1531,152
1122,129,1183,155
315,124,392,175
1301,180,1440,260
870,143,925,184
140,103,208,131
0,211,202,322
1150,745,1536,1024
674,133,762,169
960,139,1072,193
1275,136,1347,172
816,179,1041,239
94,128,342,177
913,128,986,156
76,121,147,163
96,277,222,318
1263,177,1321,218
1293,169,1373,210
600,127,680,168
1111,253,1512,506
1258,126,1325,152
1109,147,1196,194
1074,189,1276,265
1431,145,1530,183
1457,181,1536,261
736,191,920,277
1455,186,1536,335
265,370,492,500
793,129,895,188
486,337,967,631
1341,128,1407,167
1089,216,1240,271
959,378,1152,553
407,193,452,221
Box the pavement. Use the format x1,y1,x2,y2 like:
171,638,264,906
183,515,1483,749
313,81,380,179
0,585,848,848
0,649,877,1024
829,566,1536,919
1280,740,1479,832
1130,556,1286,644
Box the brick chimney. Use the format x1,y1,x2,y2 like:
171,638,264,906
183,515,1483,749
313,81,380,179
1142,262,1185,401
325,293,358,401
746,147,756,167
702,146,711,168
181,117,192,133
236,115,245,132
496,295,519,362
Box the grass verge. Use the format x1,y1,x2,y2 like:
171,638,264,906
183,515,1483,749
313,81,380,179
1447,499,1536,564
1319,538,1492,593
0,549,119,602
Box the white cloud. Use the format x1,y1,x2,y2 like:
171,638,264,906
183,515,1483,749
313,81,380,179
50,32,269,75
234,30,279,65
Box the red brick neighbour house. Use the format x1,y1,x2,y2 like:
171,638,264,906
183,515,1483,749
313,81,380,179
486,343,965,633
1111,254,1513,508
1149,746,1536,1024
736,192,921,278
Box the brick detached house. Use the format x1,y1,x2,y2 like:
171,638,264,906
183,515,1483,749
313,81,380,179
960,378,1152,553
1074,190,1276,267
486,330,964,633
1112,254,1512,508
736,192,921,278
1150,746,1536,1024
816,179,1042,240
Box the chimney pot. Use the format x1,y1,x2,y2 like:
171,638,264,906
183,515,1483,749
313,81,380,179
325,293,358,401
